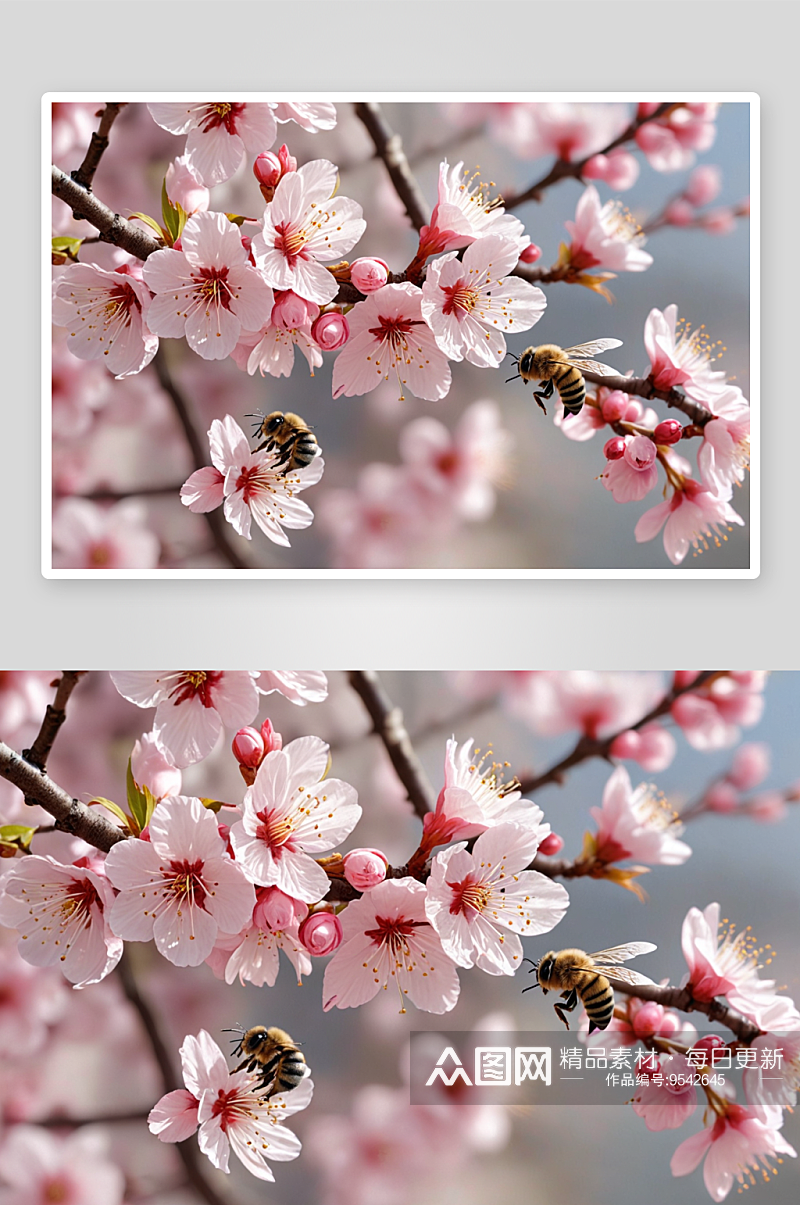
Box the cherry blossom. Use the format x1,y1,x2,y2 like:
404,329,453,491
643,304,729,405
300,910,343,955
634,479,744,566
343,848,388,892
589,765,691,866
501,102,629,163
233,318,324,378
52,262,158,379
130,731,182,800
0,946,67,1053
609,724,677,773
52,498,160,571
425,823,569,974
104,795,255,966
421,235,546,367
332,282,452,401
259,670,328,706
230,735,361,903
110,670,261,767
681,903,799,1030
0,855,122,987
636,104,718,174
165,154,209,215
181,414,324,545
743,1032,800,1109
509,671,665,740
147,102,277,185
697,386,751,492
251,159,366,305
322,878,460,1013
419,160,530,258
671,673,767,751
601,435,659,502
632,1053,698,1131
670,1103,795,1202
149,1029,312,1181
564,184,653,273
318,462,431,569
0,1125,124,1205
213,915,312,987
143,212,274,360
270,100,337,132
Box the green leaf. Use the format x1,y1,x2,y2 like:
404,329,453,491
0,824,36,850
51,235,84,253
90,797,132,830
161,180,189,245
199,797,224,813
129,211,166,240
126,758,150,835
224,213,256,227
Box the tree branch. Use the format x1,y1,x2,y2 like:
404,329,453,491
517,671,724,795
0,740,126,851
347,670,435,820
354,102,430,234
581,371,715,427
612,978,762,1044
52,166,163,259
22,672,85,772
71,103,126,190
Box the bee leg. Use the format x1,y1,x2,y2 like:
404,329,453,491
533,391,548,415
553,988,579,1030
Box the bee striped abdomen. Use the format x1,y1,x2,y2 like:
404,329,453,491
581,974,615,1031
553,364,586,416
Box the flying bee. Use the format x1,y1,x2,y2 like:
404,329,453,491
247,411,321,475
522,942,657,1033
224,1025,309,1098
507,338,623,417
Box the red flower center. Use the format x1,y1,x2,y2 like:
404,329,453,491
255,810,297,855
364,915,425,953
274,222,309,266
368,316,423,348
193,266,233,311
166,859,207,908
448,874,491,917
199,103,246,135
168,672,223,708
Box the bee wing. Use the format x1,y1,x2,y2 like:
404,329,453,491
591,966,658,988
587,942,657,964
562,338,623,359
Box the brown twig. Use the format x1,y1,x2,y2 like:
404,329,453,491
611,979,762,1044
71,103,126,190
347,671,436,820
354,102,430,233
117,950,231,1205
37,1109,150,1128
581,371,715,427
23,672,85,772
503,103,680,208
517,671,724,795
55,485,190,503
0,740,126,851
51,166,163,259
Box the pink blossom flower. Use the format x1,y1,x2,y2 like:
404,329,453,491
671,673,767,751
148,102,277,185
318,462,431,570
51,331,111,440
322,878,460,1013
681,903,798,1030
233,317,324,377
230,735,361,904
251,159,366,305
149,1029,312,1180
746,791,788,823
165,154,210,214
350,257,389,294
743,1033,800,1109
685,164,723,207
343,849,388,892
635,479,744,565
0,673,56,742
670,1104,795,1201
643,304,729,404
637,104,718,173
698,386,751,492
254,144,297,193
110,670,261,767
421,235,546,367
130,731,182,800
270,289,319,330
609,723,677,772
590,765,691,866
213,913,312,987
419,160,530,259
425,823,569,975
0,1125,124,1205
52,262,158,378
728,743,770,792
181,415,324,546
632,1052,698,1130
332,282,451,401
104,795,255,966
501,102,629,164
564,185,653,273
299,910,343,955
52,498,160,571
583,147,640,190
510,671,666,741
270,100,337,132
259,670,328,706
0,854,122,987
602,434,659,502
142,212,274,360
0,947,67,1053
399,401,511,522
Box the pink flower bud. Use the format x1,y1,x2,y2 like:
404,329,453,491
601,391,629,423
583,151,639,191
728,742,770,791
232,727,265,769
350,257,389,294
700,208,737,236
254,886,307,930
635,122,666,153
518,243,542,264
131,732,182,800
582,153,609,180
635,724,676,772
637,102,661,119
604,437,626,461
705,782,740,813
610,730,642,759
343,848,388,891
631,1002,665,1037
748,791,787,823
623,435,657,472
165,155,210,215
299,911,343,956
693,1034,726,1056
537,832,564,856
664,199,695,227
278,144,298,173
658,1011,680,1038
260,717,283,754
254,152,283,190
684,164,722,208
271,290,319,330
654,420,683,445
311,310,350,350
624,400,643,422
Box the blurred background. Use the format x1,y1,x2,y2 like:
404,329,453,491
1,669,795,1204
50,100,751,571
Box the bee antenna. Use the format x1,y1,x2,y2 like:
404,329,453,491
505,373,521,384
521,957,539,973
505,351,519,364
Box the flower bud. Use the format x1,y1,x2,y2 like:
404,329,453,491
518,243,542,265
537,832,564,857
748,791,787,823
623,435,657,472
637,102,661,119
693,1034,726,1056
600,391,629,423
254,152,283,190
728,742,769,791
299,910,343,956
705,782,739,813
350,257,389,294
664,199,695,227
232,727,265,769
131,732,182,800
604,437,626,461
654,420,683,445
260,717,283,754
253,886,307,930
343,848,388,891
631,1001,665,1037
311,310,350,350
700,208,737,236
610,730,642,759
272,290,318,330
684,164,722,208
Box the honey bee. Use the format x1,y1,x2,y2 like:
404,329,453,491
522,942,657,1033
248,411,321,475
507,339,623,417
224,1025,309,1098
